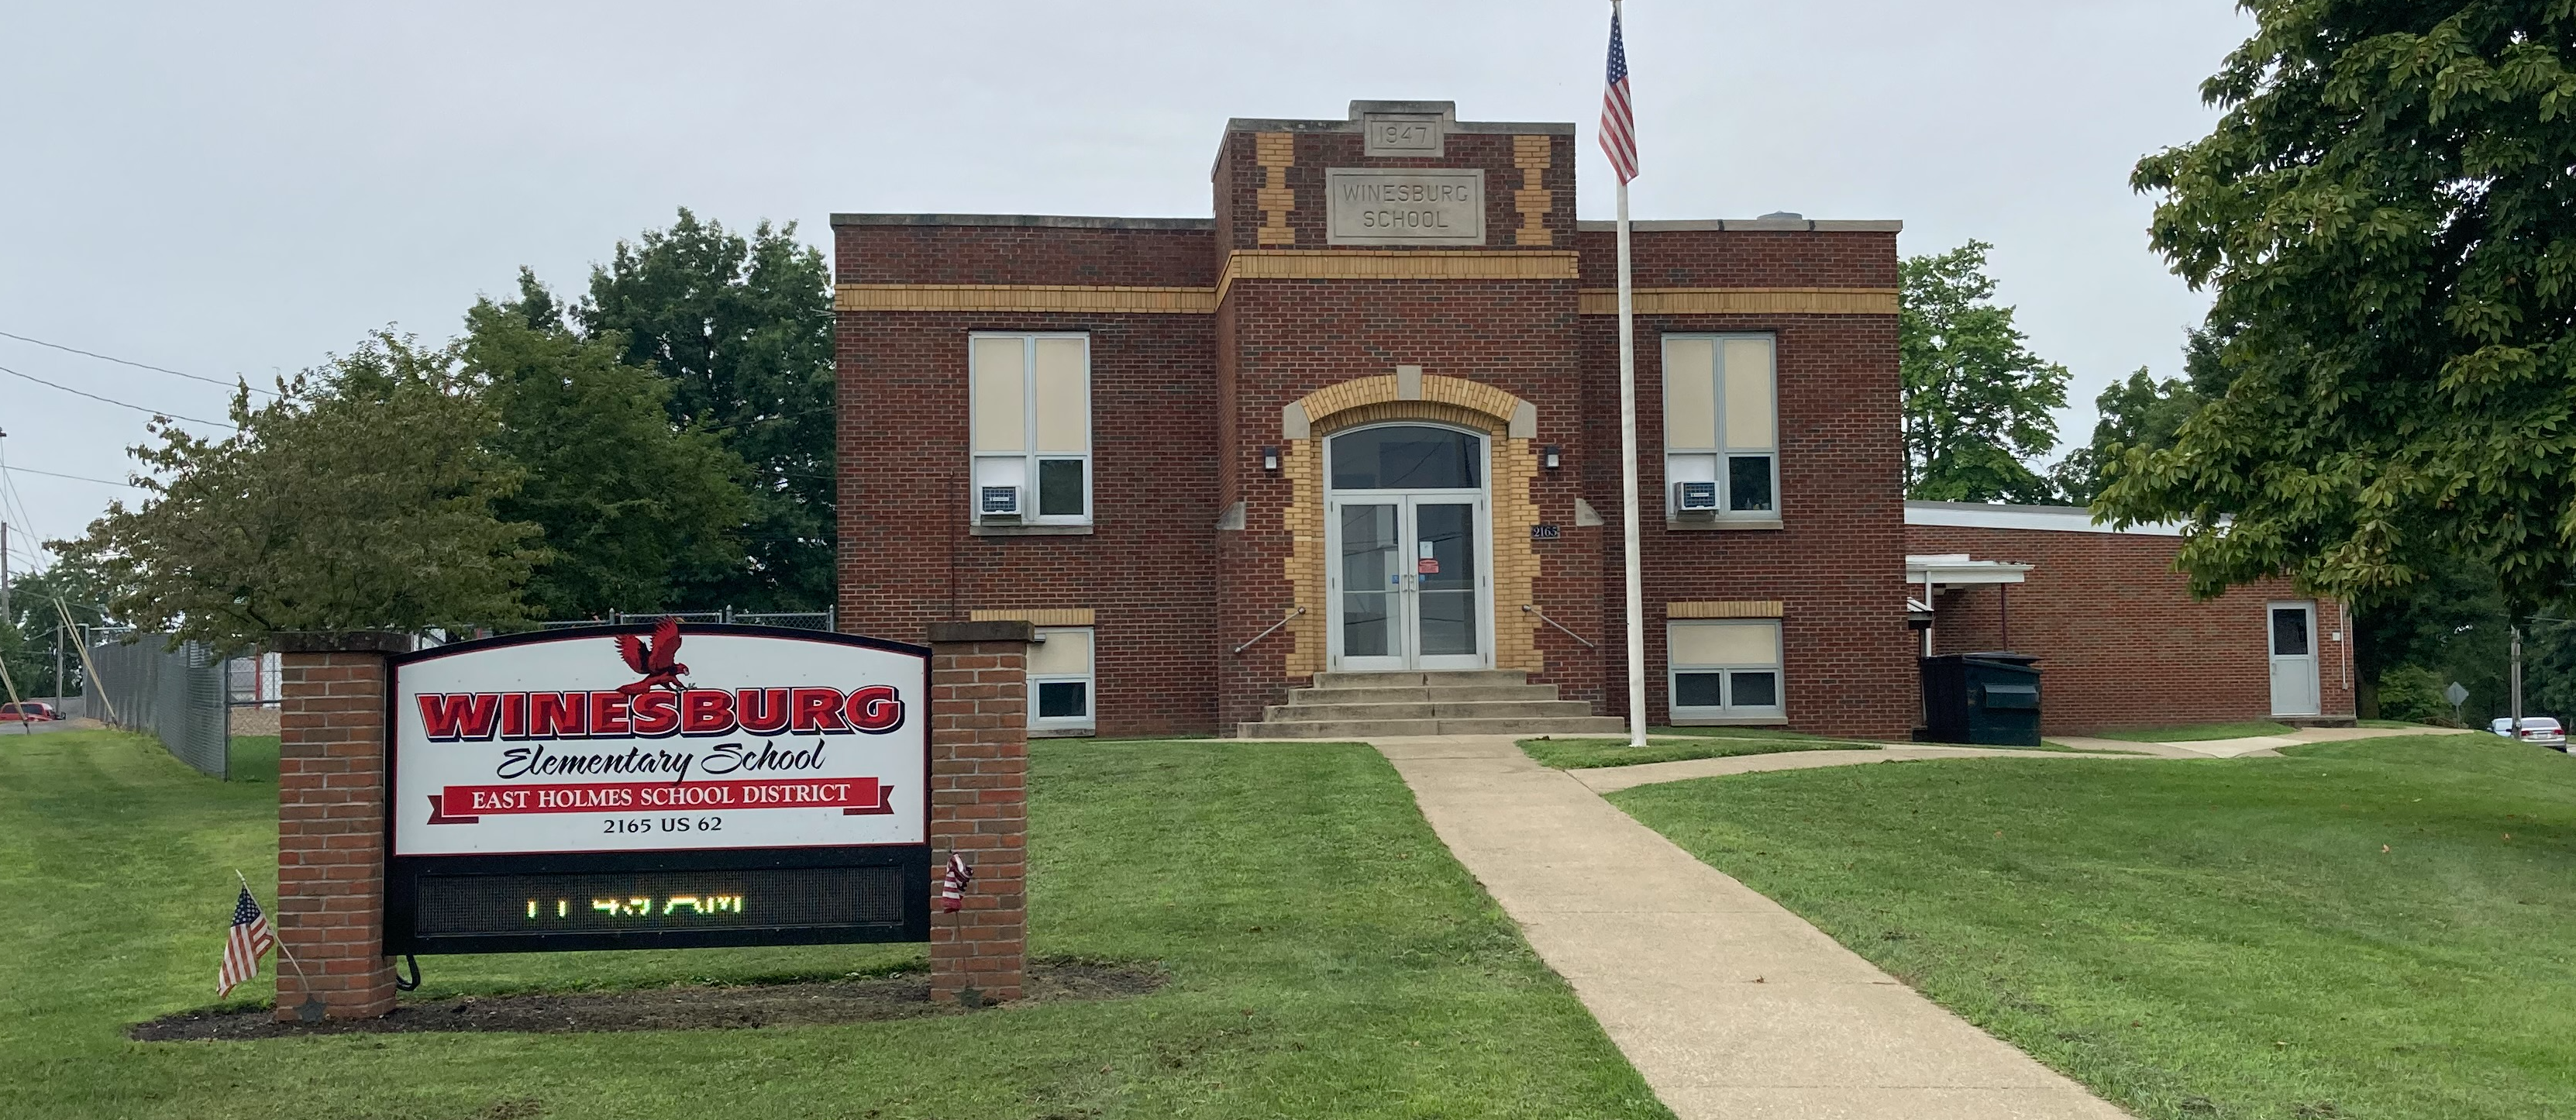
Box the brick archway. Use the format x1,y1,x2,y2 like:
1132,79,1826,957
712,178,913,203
1276,370,1543,678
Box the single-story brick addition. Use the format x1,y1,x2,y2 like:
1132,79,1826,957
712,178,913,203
832,100,2356,740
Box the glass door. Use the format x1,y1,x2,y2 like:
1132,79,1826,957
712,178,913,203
1327,495,1489,672
1409,500,1484,671
1333,502,1408,672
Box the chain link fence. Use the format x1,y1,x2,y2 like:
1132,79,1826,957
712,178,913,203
539,608,835,632
84,632,232,780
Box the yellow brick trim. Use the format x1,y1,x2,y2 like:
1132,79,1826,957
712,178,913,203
1512,135,1554,248
1257,132,1295,247
1283,405,1541,675
1491,432,1545,672
1283,437,1324,675
1219,250,1578,304
1666,601,1786,619
1578,288,1901,316
1293,373,1530,433
969,608,1097,626
835,284,1217,314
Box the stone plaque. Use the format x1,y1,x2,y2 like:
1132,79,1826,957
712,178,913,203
1325,168,1486,246
1362,112,1444,157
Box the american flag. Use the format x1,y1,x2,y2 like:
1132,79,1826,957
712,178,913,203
219,885,275,998
1600,7,1639,183
940,853,975,913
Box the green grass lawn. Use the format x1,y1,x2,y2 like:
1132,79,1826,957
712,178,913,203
1607,734,2576,1119
2088,719,2297,743
1,730,1666,1119
1517,732,1876,770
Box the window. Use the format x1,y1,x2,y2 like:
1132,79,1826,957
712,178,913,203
971,334,1090,523
1668,620,1785,721
1662,334,1777,518
1028,626,1096,733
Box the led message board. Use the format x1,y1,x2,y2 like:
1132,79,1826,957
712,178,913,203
384,624,931,953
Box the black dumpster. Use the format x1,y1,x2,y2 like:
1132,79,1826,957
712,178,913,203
1916,652,2042,746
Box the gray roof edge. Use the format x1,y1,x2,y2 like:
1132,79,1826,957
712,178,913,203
1223,118,1576,136
831,213,1214,230
1575,219,1904,233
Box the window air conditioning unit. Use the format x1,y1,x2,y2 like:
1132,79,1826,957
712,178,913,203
1673,481,1719,514
979,484,1023,519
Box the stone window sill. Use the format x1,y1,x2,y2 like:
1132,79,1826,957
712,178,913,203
970,523,1096,537
1029,727,1097,739
1664,518,1785,532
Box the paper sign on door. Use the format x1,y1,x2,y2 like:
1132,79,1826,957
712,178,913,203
1417,558,1440,574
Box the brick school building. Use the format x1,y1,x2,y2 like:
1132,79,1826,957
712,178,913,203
832,99,2353,740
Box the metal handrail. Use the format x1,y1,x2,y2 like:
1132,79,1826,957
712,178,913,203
1521,604,1597,649
1233,606,1307,655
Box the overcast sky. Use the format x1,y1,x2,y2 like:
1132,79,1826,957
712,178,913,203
0,0,2252,576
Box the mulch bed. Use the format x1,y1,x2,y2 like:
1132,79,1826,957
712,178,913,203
130,960,1162,1040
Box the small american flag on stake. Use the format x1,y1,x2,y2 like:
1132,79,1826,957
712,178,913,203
1600,5,1639,183
219,883,275,998
941,852,975,912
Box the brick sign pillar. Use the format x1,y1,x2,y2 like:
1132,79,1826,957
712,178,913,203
272,630,409,1022
923,621,1032,1005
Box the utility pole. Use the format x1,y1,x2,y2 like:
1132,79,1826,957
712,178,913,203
2,519,12,626
2511,624,2525,736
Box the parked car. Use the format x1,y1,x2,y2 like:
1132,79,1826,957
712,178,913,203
0,701,61,722
2489,716,2567,750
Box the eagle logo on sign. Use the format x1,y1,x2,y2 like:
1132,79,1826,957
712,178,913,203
614,618,693,695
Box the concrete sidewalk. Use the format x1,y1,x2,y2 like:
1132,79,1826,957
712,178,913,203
1375,734,2128,1120
1565,743,2158,794
2054,723,2474,759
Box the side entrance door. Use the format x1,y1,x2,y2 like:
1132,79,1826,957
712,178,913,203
1326,495,1490,672
2268,601,2320,717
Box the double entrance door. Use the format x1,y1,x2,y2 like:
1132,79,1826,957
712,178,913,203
1327,494,1490,672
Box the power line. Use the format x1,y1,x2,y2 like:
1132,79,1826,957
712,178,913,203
2,464,140,488
0,329,277,396
0,364,238,429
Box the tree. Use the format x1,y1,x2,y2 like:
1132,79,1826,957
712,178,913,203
463,271,755,620
1900,240,2072,504
2106,2,2576,614
53,333,541,650
2051,329,2228,505
580,210,835,612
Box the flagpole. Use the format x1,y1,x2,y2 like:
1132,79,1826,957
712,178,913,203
1611,0,1647,749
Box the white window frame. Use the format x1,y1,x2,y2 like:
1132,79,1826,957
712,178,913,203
1661,333,1779,520
1028,625,1097,735
969,333,1092,526
1667,619,1788,724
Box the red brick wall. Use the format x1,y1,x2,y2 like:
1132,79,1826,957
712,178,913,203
835,222,1216,287
1573,230,1915,740
1906,524,2357,733
1215,275,1595,724
835,305,1221,737
926,625,1029,1005
274,638,403,1022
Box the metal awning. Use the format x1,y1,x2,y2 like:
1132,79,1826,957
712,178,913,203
1906,553,2031,586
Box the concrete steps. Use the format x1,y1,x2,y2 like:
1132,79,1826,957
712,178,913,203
1236,670,1620,739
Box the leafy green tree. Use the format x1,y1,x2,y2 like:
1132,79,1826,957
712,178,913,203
2051,329,2229,505
2106,1,2576,613
580,210,835,612
1901,240,2071,504
53,333,541,650
463,271,755,620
